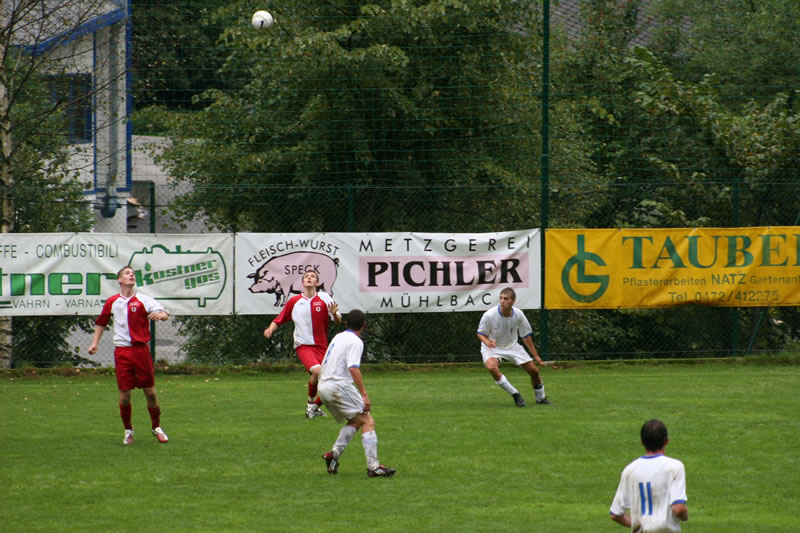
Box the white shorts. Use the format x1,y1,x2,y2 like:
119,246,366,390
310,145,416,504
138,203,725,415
481,343,532,366
318,380,365,423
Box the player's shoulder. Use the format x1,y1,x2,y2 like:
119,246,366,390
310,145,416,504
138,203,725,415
315,291,334,304
132,292,157,303
284,293,304,306
511,305,527,316
663,455,686,469
479,306,498,319
106,293,123,304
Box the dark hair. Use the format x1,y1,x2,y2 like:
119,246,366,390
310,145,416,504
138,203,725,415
345,309,366,331
500,287,516,301
640,419,668,452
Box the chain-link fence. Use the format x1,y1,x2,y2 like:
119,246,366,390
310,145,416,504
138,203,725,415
6,0,800,367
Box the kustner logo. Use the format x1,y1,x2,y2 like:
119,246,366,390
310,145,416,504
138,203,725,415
129,244,227,307
561,234,609,303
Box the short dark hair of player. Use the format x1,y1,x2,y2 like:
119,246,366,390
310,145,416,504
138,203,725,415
117,266,134,279
500,287,516,301
346,309,366,331
640,419,668,452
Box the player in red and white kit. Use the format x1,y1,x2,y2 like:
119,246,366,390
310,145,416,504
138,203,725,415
88,266,170,445
264,270,342,418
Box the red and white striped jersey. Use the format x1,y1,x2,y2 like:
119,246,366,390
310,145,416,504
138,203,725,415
95,292,167,347
274,291,337,349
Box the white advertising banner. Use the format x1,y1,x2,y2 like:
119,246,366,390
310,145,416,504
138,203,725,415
236,230,541,315
0,233,234,316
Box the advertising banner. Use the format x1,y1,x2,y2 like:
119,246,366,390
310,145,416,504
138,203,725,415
236,230,541,315
546,227,800,309
0,233,234,316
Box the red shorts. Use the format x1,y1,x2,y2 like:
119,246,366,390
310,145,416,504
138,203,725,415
114,344,155,391
296,345,326,373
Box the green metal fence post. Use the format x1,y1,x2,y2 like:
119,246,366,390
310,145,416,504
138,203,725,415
149,182,157,362
731,175,741,355
540,0,551,358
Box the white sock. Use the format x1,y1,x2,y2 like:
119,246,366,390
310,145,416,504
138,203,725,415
361,430,379,470
333,425,357,458
534,383,546,401
496,375,518,395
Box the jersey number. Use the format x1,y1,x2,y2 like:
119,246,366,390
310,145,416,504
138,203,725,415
321,342,334,365
638,482,653,515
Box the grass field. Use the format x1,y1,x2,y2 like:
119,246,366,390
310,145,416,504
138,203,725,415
1,362,799,532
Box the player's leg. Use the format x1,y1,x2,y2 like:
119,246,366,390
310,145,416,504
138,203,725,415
297,346,326,417
321,383,362,474
132,345,169,442
118,388,135,444
520,361,550,404
355,413,395,478
114,347,137,443
142,385,168,442
485,356,524,406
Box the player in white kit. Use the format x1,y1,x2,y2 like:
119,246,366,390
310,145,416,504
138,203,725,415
610,419,689,532
318,309,396,478
476,287,549,407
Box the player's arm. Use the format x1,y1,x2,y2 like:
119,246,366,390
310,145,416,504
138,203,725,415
522,335,544,365
610,512,631,528
672,502,688,522
265,298,294,338
329,302,342,325
264,321,279,338
147,309,169,321
476,332,496,348
349,366,371,413
87,324,106,355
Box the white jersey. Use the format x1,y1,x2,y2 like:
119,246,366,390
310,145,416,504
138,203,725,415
610,454,687,533
319,330,364,383
477,305,532,350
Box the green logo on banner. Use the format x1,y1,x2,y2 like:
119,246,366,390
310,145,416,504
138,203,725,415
561,235,609,303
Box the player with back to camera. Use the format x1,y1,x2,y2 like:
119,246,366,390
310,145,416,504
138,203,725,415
476,287,550,407
319,309,396,478
610,419,689,532
87,265,170,445
264,270,342,418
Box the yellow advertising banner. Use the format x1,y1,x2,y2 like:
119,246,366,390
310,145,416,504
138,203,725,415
546,227,800,309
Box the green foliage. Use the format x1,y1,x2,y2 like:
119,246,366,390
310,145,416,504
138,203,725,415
1,52,95,233
124,1,800,361
141,0,579,233
627,45,800,226
652,0,800,107
173,315,285,365
132,0,234,111
10,316,96,368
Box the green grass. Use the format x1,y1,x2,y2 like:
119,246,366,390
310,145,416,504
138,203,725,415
1,363,799,532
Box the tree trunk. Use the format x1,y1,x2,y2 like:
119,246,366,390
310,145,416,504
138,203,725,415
0,42,14,368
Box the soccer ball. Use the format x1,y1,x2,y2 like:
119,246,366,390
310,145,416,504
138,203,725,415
251,10,273,30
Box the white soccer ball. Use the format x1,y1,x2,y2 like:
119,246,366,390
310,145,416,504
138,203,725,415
251,10,273,30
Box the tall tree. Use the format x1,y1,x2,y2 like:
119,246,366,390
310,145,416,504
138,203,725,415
147,0,594,233
0,1,123,367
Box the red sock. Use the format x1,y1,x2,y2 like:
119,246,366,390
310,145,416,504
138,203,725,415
120,403,132,430
308,382,318,400
148,406,161,429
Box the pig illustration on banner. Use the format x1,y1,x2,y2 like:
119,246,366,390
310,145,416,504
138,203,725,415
247,251,339,306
